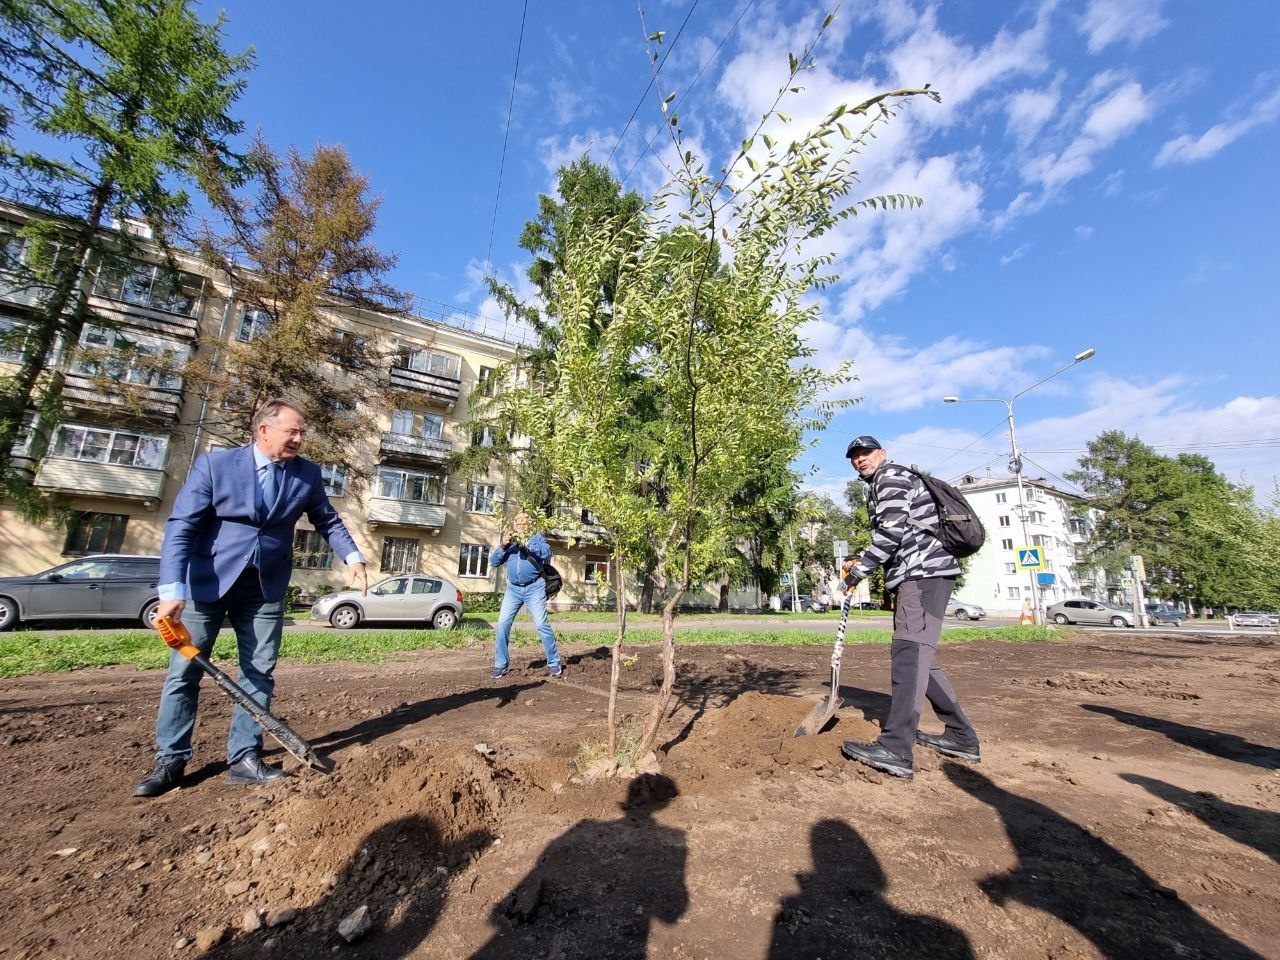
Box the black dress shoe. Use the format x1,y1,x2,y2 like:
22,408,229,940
133,760,186,797
916,731,981,762
841,740,914,779
225,752,287,785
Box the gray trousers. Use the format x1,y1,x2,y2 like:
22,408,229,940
877,577,979,758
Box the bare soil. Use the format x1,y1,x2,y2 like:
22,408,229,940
1,630,1277,959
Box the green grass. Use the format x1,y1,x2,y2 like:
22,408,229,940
0,623,1055,679
544,608,889,622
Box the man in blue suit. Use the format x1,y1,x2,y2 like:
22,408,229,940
134,398,367,797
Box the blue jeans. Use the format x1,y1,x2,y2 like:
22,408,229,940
494,578,559,671
153,567,285,765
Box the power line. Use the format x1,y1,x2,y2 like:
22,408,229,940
485,0,530,268
605,0,703,169
926,417,1009,475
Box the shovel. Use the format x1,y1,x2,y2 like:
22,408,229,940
156,616,333,773
794,592,852,737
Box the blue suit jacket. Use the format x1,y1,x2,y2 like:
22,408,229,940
160,444,359,603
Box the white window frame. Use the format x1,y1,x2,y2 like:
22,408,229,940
73,324,189,390
380,536,420,573
0,317,30,363
51,424,168,468
376,466,446,505
995,492,1007,503
585,556,610,585
321,464,346,498
1001,538,1014,550
236,307,274,342
1007,586,1021,599
998,515,1011,527
466,482,496,514
396,342,461,379
94,258,205,317
458,542,490,578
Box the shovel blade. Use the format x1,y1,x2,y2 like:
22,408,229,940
794,695,842,737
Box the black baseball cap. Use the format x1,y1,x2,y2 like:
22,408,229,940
845,435,883,458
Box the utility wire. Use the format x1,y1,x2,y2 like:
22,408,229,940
485,0,530,267
605,0,703,169
926,417,1009,475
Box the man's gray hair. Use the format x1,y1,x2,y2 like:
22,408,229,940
251,398,306,431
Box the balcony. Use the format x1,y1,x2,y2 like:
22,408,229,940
367,497,446,530
61,372,183,424
34,458,166,504
378,431,452,465
389,365,462,408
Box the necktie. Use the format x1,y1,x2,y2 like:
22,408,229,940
262,462,282,518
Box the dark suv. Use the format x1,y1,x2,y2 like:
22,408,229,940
0,555,162,631
1145,603,1185,626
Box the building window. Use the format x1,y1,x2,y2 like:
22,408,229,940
376,467,445,504
472,424,497,448
293,529,334,569
1004,562,1017,575
995,492,1007,504
93,258,204,316
72,324,188,390
458,543,490,578
63,512,128,555
52,424,168,468
236,307,274,342
477,365,497,397
998,515,1011,527
1007,586,1021,599
380,536,420,573
467,482,495,513
1030,511,1046,524
395,343,461,378
0,317,31,363
321,464,346,498
420,413,444,440
1001,538,1014,550
585,556,610,585
1032,534,1048,547
390,408,414,435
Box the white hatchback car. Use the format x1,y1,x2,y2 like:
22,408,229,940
311,574,464,630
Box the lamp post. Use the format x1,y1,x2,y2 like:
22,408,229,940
944,348,1095,625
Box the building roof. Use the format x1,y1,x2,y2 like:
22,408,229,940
954,474,1091,503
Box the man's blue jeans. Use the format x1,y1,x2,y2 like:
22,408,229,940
494,578,560,671
153,568,285,765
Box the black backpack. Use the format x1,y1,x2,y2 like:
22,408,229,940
879,466,986,559
541,560,563,599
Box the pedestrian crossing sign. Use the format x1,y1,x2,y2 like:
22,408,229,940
1016,547,1045,570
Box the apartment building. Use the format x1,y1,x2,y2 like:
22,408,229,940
952,475,1106,617
0,201,635,607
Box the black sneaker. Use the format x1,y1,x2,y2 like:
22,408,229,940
841,740,914,779
225,752,287,786
915,731,981,762
133,759,186,797
489,666,509,680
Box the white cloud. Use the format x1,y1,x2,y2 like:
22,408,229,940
1080,0,1168,53
1075,224,1094,239
1006,84,1061,147
1001,244,1029,265
1155,86,1280,166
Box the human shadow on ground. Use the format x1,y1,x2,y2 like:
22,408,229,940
313,682,540,752
767,818,974,959
467,774,688,960
1080,704,1280,770
210,814,491,959
1121,773,1280,864
944,764,1266,959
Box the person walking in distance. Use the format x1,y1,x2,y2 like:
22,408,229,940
839,436,981,779
134,398,367,797
489,511,562,679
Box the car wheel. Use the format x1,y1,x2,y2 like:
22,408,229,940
954,609,968,620
140,600,160,629
1052,613,1070,625
432,607,458,630
0,596,18,631
1110,616,1129,628
329,604,360,630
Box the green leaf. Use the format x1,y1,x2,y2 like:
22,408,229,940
788,52,798,74
648,30,665,43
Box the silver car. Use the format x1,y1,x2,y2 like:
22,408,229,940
1230,610,1279,628
946,599,985,620
0,555,161,631
1047,599,1136,628
311,574,464,630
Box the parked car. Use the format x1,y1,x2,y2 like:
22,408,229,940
1230,610,1279,628
0,555,162,631
310,573,464,629
1145,603,1185,626
946,599,986,621
1046,599,1136,628
780,593,830,613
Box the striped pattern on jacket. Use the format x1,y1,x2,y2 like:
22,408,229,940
849,462,962,590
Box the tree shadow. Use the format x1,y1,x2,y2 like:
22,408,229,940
944,764,1266,959
1080,704,1280,770
210,814,491,959
313,682,541,752
767,818,974,959
660,660,809,752
1120,773,1280,864
467,774,688,960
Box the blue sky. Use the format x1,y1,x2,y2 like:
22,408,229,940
200,0,1279,501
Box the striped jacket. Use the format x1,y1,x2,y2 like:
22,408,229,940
848,462,961,590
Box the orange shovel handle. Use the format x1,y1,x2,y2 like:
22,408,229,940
156,615,201,659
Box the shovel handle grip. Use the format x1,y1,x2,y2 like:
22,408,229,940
156,615,201,659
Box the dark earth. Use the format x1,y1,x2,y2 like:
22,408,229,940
1,629,1277,959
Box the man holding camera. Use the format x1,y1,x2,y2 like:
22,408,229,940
489,511,562,679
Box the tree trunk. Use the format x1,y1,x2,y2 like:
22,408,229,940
636,585,683,756
638,561,656,614
606,545,627,764
717,572,730,613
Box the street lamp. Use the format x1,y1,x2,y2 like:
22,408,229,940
943,347,1096,624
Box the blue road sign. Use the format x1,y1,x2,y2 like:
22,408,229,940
1017,547,1045,570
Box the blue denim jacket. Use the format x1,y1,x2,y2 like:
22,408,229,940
490,533,552,587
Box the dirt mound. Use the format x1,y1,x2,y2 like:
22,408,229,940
1013,672,1202,700
665,691,882,789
